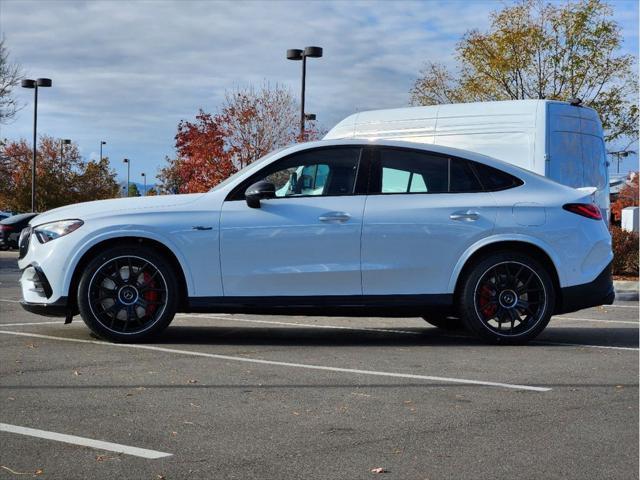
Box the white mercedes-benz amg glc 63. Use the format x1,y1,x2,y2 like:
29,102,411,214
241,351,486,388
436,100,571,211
18,140,614,343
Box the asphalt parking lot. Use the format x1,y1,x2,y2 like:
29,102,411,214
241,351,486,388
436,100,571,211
0,250,638,479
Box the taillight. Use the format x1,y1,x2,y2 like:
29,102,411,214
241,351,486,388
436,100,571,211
563,203,602,220
0,225,14,231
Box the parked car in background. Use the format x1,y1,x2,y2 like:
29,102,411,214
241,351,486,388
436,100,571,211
1,213,39,250
17,139,613,344
325,99,610,221
0,211,12,221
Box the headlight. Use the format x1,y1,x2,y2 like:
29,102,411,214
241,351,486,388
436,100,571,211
33,219,84,244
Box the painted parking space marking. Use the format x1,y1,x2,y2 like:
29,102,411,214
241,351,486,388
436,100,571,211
178,313,423,335
0,423,172,459
0,314,636,352
531,340,639,352
0,330,551,392
1,321,63,327
553,316,638,325
0,298,20,303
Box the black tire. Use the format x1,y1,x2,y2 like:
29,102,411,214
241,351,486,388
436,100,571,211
77,245,178,342
458,251,555,344
422,315,465,331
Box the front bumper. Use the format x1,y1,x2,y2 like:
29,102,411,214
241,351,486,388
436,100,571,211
21,297,70,317
557,262,615,314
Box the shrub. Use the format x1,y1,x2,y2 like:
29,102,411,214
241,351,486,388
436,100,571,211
610,226,639,276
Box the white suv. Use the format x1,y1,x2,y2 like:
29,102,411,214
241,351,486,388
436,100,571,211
18,140,614,343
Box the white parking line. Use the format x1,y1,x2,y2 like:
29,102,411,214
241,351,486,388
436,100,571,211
1,321,62,327
0,298,20,303
178,313,423,335
0,330,551,392
532,340,639,352
602,304,639,309
553,316,638,325
1,314,637,352
0,423,172,459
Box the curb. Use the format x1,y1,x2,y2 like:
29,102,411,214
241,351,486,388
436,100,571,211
614,280,639,302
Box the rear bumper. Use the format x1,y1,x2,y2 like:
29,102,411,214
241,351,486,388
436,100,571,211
21,297,70,317
558,262,615,314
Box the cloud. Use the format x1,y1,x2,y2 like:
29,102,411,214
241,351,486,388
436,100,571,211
1,0,637,181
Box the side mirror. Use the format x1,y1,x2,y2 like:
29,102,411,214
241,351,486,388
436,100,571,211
245,181,275,208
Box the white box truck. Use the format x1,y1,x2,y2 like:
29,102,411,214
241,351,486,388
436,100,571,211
324,99,610,219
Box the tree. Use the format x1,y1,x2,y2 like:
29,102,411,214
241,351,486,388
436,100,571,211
0,136,120,212
128,183,141,197
611,173,639,223
158,83,322,193
146,187,158,196
0,39,25,124
157,156,186,194
410,0,637,143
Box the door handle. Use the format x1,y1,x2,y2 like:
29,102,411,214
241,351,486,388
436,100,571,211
449,211,480,221
318,211,351,223
192,225,213,230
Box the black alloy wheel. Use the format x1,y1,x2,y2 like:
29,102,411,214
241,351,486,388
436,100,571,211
78,246,178,342
458,252,555,343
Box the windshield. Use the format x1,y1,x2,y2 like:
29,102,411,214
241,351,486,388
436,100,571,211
209,146,290,192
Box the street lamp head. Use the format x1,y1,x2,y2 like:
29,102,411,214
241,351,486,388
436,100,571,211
61,139,71,145
36,78,52,87
123,158,129,164
141,172,146,177
304,113,316,121
286,49,303,60
21,79,36,88
101,141,107,145
304,46,323,58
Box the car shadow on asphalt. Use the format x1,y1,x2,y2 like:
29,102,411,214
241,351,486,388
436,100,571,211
150,325,639,349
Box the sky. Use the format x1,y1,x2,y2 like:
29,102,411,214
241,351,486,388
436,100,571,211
1,0,638,184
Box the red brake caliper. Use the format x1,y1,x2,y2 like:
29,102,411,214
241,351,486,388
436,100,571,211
142,272,158,317
478,284,497,319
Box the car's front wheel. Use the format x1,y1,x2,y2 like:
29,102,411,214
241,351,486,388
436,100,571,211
77,245,178,342
458,252,555,344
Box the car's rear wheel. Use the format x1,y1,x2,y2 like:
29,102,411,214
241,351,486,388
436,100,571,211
77,246,178,342
458,252,555,344
422,315,465,331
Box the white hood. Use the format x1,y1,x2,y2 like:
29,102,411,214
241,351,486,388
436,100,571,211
31,193,206,226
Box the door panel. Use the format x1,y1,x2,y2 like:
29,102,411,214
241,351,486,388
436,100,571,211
220,196,365,296
362,193,496,295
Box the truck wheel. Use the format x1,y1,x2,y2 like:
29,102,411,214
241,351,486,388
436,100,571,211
458,252,555,344
77,246,178,343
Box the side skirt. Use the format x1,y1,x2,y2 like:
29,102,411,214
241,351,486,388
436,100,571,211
184,294,454,317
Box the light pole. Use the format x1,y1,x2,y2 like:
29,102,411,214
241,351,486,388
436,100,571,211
123,158,130,197
59,139,71,160
141,172,146,196
286,46,323,138
21,78,52,212
608,150,636,174
100,141,106,162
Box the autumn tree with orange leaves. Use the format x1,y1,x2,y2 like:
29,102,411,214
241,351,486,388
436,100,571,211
158,84,321,193
0,136,119,212
611,173,639,223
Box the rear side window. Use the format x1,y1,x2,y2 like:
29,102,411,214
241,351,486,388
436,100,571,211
471,162,523,191
374,148,484,194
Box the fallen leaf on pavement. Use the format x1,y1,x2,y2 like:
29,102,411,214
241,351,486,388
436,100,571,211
371,467,386,474
73,370,81,376
187,379,198,384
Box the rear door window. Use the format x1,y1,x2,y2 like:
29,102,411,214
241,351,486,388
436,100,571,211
373,148,490,194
